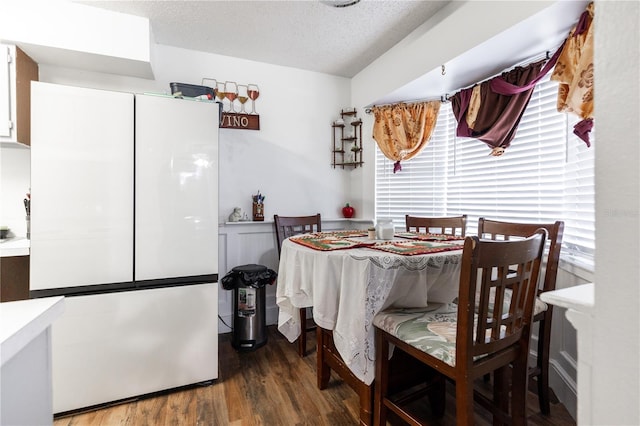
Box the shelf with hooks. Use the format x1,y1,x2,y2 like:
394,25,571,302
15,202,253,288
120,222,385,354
332,109,363,169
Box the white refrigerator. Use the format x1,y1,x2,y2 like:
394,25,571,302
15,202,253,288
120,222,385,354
30,83,220,413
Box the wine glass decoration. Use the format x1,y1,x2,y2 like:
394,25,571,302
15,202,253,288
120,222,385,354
201,78,217,100
215,81,226,107
187,78,260,129
224,81,238,113
237,85,249,114
247,84,260,115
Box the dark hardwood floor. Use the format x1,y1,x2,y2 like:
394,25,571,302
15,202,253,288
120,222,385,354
54,326,576,425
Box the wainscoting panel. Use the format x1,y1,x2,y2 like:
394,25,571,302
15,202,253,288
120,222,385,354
541,266,589,421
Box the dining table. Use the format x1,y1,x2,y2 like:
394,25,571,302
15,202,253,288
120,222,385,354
276,230,465,425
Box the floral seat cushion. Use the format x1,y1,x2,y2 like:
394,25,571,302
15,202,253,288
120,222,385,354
374,301,518,367
373,303,461,367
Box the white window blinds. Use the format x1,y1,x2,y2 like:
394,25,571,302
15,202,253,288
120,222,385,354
375,76,595,268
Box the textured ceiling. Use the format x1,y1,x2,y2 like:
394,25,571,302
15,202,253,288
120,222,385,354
78,0,450,78
72,1,588,106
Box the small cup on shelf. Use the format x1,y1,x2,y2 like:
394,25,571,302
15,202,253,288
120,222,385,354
367,227,376,240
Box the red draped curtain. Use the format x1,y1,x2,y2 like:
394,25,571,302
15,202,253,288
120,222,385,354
451,59,549,156
451,2,594,154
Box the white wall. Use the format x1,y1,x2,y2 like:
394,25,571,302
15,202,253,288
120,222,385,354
592,1,640,424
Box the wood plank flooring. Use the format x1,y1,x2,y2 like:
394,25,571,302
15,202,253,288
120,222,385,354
54,326,576,426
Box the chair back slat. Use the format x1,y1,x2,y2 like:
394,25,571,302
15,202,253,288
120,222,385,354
405,214,467,237
477,218,564,295
274,214,322,255
457,231,546,362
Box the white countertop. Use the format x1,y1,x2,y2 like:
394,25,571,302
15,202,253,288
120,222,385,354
540,283,594,314
0,237,30,257
0,296,65,366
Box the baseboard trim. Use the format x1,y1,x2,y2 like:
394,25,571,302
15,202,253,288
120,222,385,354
549,357,577,421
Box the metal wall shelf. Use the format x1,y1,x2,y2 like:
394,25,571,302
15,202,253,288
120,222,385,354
332,108,363,169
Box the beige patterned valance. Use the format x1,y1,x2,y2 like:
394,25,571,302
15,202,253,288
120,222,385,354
371,101,440,173
550,2,594,146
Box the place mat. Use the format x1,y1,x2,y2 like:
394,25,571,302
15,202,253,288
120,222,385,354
308,230,368,238
371,241,464,256
394,231,463,242
290,235,374,251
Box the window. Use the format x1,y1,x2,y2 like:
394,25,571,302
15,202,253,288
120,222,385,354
375,76,595,268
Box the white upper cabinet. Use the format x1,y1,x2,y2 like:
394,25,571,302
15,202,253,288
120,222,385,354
0,44,38,147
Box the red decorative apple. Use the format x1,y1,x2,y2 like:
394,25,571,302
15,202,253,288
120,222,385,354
342,203,355,218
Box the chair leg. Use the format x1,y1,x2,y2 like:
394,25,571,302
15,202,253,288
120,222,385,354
493,366,509,426
455,375,475,426
536,315,553,415
298,308,307,357
427,373,446,418
511,356,529,426
537,362,551,416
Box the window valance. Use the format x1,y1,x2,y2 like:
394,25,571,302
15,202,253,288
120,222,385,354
550,2,594,146
450,49,563,156
371,101,440,173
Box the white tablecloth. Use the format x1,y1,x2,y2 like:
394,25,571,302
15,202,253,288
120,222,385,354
276,237,463,385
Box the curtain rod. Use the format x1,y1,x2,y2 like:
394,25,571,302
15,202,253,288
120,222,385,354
364,95,446,114
364,46,558,115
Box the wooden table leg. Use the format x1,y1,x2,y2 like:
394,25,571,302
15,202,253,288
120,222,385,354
316,326,331,389
316,327,373,425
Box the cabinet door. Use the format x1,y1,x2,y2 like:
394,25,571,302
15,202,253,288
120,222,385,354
0,255,30,302
30,82,134,290
0,44,37,145
135,95,219,282
0,44,11,138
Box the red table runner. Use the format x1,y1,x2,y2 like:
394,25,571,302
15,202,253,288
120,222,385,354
290,231,463,255
290,235,375,251
370,240,464,256
394,231,463,242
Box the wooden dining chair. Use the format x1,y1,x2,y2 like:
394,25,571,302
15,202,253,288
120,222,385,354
478,217,564,415
405,214,467,237
274,214,321,357
373,230,547,425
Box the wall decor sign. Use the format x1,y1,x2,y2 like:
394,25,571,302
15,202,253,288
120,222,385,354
209,79,260,131
220,112,260,130
169,79,261,130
